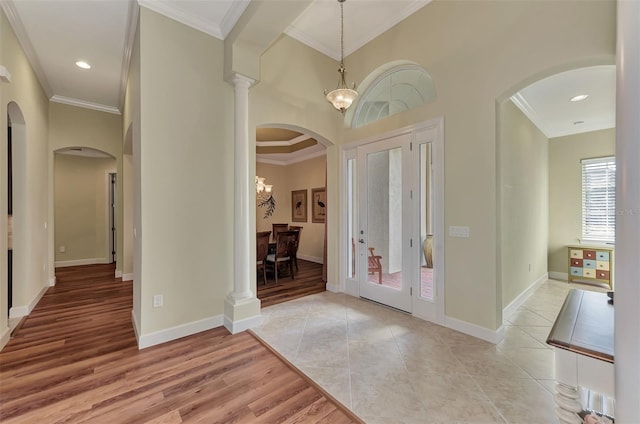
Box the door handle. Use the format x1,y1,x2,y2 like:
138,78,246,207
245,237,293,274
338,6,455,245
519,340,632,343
358,238,365,244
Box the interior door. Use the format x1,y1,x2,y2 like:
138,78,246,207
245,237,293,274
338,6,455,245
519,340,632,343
357,134,412,312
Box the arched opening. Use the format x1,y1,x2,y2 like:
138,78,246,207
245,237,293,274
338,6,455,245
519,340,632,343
53,147,117,271
255,124,333,306
122,124,134,281
496,63,615,319
6,102,25,322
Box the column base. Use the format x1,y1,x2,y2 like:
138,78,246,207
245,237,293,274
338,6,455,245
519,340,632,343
223,295,262,334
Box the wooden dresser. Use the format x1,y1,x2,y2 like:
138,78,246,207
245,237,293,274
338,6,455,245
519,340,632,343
568,245,614,289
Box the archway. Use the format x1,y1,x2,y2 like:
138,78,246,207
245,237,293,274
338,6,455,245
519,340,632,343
6,102,25,321
121,124,134,281
53,147,116,270
496,62,615,323
255,124,333,306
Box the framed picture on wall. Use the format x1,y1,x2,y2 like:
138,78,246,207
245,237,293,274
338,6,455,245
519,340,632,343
291,189,307,222
312,187,326,223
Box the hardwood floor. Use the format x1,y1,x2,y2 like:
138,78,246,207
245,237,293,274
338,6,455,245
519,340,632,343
257,259,326,308
0,264,361,424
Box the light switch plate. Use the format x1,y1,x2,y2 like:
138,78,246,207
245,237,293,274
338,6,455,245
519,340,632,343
449,226,470,238
153,294,163,308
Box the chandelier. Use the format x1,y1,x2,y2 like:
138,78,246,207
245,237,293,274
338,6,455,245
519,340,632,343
256,176,275,218
324,0,358,113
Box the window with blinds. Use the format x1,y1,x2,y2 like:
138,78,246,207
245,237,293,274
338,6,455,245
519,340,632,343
582,156,616,243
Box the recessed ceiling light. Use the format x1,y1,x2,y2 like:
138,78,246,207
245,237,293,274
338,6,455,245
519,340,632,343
75,61,91,69
570,94,589,102
573,120,585,125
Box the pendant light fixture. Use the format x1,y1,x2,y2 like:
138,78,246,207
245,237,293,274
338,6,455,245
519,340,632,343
324,0,358,113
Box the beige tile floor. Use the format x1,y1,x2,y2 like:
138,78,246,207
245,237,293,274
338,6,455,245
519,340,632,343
254,279,608,424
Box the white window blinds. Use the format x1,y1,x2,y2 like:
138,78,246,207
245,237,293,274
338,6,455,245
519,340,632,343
581,156,616,243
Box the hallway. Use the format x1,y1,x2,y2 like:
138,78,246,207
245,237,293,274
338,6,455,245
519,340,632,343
0,264,360,424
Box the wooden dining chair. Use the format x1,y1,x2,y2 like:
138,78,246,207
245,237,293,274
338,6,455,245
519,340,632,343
289,225,303,272
256,231,271,285
266,230,297,284
271,223,289,242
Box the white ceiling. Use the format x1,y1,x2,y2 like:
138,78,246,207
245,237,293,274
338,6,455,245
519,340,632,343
1,0,615,140
511,65,616,138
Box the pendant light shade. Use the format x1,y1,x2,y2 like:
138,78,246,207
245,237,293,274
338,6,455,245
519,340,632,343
324,0,358,113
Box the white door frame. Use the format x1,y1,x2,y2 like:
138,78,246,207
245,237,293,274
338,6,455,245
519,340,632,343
340,117,445,324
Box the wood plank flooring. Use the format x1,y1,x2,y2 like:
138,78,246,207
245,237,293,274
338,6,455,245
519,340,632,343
257,259,326,308
0,264,361,424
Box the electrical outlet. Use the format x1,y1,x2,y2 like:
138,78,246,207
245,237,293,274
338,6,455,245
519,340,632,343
153,294,163,308
59,245,65,253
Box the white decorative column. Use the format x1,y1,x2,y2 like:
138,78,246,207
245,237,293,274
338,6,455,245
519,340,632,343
615,1,640,421
224,73,262,334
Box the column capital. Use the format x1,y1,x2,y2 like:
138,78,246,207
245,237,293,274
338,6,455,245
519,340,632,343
232,73,255,88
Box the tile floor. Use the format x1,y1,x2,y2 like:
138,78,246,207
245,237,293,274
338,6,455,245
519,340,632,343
254,279,608,424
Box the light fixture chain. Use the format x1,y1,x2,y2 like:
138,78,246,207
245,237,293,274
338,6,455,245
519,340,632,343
340,0,344,64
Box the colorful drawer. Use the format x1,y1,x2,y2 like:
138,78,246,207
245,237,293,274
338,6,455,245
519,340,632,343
568,246,613,289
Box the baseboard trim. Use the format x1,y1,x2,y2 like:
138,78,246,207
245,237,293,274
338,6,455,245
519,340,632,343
131,310,140,344
55,258,110,268
9,283,49,318
326,282,340,293
503,272,548,323
115,270,123,278
0,326,10,351
297,254,323,264
444,315,505,344
122,273,134,282
137,314,224,350
48,277,56,287
549,271,568,281
223,314,262,335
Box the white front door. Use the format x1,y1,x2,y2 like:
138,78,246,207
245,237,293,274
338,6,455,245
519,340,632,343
357,133,412,312
345,121,444,322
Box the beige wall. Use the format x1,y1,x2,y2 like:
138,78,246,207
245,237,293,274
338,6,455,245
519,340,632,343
548,128,616,275
54,154,116,264
0,9,51,334
49,102,123,269
499,101,549,307
256,155,327,262
137,7,234,335
49,102,122,156
334,0,615,330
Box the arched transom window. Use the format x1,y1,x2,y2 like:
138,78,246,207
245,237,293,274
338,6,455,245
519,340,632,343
353,65,436,128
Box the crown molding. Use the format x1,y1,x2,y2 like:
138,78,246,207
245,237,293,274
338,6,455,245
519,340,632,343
119,0,139,112
257,147,326,166
0,0,53,98
345,0,430,57
50,95,121,115
510,93,551,138
256,134,310,147
285,26,339,61
138,0,223,40
219,0,251,39
286,0,431,60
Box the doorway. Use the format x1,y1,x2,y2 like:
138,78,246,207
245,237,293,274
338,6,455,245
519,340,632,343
357,133,412,312
7,117,12,316
109,172,116,264
344,120,444,322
